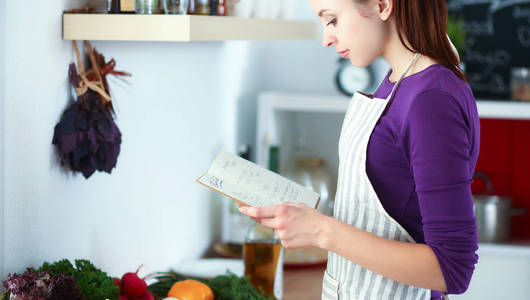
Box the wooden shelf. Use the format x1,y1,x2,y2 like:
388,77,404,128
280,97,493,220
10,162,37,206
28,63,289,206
62,13,319,42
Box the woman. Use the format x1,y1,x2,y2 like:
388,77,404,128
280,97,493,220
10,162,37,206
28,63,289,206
239,0,479,299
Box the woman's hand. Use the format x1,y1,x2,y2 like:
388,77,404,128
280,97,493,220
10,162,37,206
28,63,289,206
238,202,329,250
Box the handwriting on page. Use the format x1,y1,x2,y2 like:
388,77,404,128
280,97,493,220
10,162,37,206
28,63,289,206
202,174,224,190
197,149,320,208
221,159,303,203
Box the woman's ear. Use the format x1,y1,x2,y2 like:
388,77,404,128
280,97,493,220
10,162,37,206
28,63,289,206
377,0,393,21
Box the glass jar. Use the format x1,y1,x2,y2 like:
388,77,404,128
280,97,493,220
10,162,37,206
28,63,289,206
216,0,226,16
196,0,210,15
136,0,159,14
226,0,253,18
511,67,530,101
288,157,335,216
92,0,109,13
243,221,283,299
160,0,188,14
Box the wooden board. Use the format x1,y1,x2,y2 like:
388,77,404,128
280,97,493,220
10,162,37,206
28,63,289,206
62,14,319,42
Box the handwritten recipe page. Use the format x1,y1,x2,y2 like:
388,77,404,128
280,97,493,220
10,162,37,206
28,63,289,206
196,149,320,208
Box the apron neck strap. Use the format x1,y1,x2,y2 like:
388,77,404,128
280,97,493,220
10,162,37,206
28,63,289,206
385,53,422,101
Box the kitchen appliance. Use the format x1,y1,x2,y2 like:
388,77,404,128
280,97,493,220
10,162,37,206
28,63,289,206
472,172,526,243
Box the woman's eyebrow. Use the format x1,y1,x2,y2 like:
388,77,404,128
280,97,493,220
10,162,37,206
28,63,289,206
318,9,333,17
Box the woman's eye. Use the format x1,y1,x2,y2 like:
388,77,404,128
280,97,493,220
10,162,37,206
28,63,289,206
326,18,337,26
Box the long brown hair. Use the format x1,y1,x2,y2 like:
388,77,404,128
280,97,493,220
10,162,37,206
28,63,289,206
359,0,466,81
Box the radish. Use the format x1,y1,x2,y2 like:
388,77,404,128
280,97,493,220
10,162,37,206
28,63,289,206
135,291,155,300
119,296,128,300
113,277,122,290
121,265,148,298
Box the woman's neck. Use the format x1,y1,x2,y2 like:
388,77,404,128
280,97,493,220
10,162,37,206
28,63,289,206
382,23,439,83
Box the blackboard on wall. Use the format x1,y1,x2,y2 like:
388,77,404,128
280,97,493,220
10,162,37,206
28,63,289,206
447,0,530,100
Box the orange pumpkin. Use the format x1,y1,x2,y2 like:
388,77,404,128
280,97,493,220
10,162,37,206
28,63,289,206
167,279,214,300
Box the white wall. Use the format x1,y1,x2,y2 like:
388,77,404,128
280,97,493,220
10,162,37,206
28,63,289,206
1,0,232,279
0,0,6,280
0,0,348,280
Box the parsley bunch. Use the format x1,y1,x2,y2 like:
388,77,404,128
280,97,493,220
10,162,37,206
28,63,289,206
33,259,119,300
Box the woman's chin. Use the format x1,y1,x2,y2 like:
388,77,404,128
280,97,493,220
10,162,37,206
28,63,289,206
348,56,374,68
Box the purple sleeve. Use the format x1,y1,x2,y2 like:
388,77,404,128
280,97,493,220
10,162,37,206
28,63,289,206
400,89,479,295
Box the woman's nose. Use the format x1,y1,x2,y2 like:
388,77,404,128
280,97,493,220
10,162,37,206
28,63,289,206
322,33,337,47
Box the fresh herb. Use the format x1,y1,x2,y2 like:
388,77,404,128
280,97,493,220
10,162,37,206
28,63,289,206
33,259,119,300
52,41,129,179
147,271,275,300
48,273,83,300
2,269,53,300
205,271,275,300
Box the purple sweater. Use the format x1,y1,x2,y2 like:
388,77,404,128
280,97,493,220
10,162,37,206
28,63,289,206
366,64,480,299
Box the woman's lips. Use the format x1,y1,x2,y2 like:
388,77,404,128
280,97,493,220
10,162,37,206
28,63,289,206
339,49,350,58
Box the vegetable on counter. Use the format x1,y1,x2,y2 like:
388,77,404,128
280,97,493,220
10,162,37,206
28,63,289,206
167,279,213,300
3,261,276,300
115,265,155,300
1,258,119,300
147,271,275,300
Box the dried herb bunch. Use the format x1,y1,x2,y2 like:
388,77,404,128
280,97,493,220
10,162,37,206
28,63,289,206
52,41,130,179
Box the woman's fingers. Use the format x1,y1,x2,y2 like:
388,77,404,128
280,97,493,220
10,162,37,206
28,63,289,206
260,216,285,230
239,205,280,218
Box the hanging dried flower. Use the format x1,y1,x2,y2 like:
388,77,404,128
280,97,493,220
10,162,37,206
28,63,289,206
52,41,130,179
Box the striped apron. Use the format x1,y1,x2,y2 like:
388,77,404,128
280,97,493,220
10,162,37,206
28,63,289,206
321,53,432,300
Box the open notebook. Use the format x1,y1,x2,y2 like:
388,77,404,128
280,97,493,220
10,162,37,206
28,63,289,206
196,149,320,209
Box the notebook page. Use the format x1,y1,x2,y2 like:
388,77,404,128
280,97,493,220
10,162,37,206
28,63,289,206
197,149,320,208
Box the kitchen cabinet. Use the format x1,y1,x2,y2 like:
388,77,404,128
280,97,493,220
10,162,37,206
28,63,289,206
452,242,530,299
256,92,530,173
62,14,318,42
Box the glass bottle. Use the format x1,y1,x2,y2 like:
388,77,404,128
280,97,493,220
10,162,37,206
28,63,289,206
196,0,211,15
217,0,226,15
93,0,109,13
164,0,178,14
136,0,159,14
110,0,120,13
242,143,283,298
188,0,197,14
209,0,218,15
243,221,284,299
120,0,136,13
107,0,113,13
178,0,190,14
111,0,136,13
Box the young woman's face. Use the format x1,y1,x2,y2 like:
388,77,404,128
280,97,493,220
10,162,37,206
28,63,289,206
309,0,390,67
